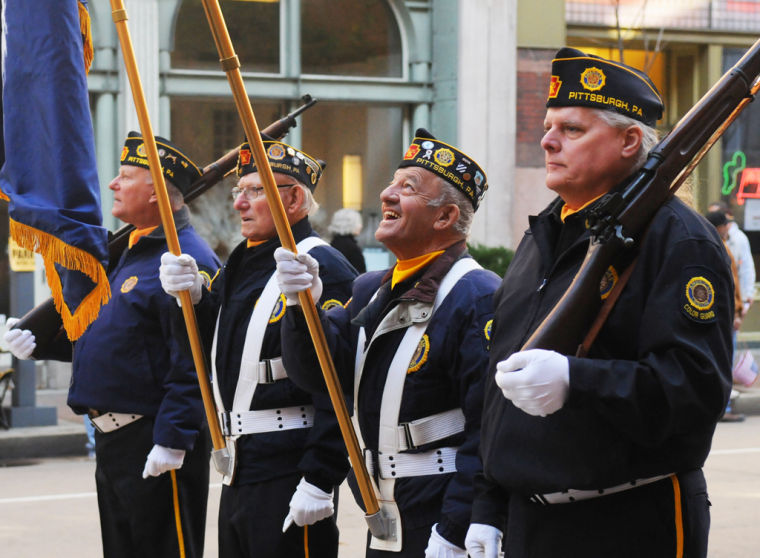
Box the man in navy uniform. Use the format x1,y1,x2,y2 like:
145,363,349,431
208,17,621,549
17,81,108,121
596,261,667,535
274,129,500,557
5,133,220,558
159,137,357,558
464,48,733,558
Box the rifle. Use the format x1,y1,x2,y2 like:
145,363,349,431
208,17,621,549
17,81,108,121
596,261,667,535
11,94,318,357
522,39,760,355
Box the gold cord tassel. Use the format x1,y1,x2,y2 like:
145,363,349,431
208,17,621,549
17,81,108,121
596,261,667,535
9,219,111,340
78,1,94,73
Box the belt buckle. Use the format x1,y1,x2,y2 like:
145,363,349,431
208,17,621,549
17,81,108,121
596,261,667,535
399,422,417,451
529,494,549,506
87,410,105,434
363,447,379,480
221,411,232,436
258,360,274,384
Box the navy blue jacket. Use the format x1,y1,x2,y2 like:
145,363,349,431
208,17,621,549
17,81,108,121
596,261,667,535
282,241,500,547
193,218,357,490
472,195,734,527
68,207,220,451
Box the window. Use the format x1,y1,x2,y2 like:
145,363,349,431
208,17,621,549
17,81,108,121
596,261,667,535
301,0,402,77
172,0,280,73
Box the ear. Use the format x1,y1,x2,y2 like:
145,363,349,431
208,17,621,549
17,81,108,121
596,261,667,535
148,190,158,204
620,125,643,159
283,184,305,218
432,203,460,232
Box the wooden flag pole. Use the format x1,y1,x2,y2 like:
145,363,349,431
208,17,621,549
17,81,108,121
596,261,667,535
109,1,229,472
197,0,386,530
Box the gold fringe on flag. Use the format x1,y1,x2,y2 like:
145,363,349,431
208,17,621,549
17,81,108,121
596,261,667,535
9,218,111,341
78,0,94,73
0,188,9,202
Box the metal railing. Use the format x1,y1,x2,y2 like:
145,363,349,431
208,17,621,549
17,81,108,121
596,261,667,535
567,0,760,33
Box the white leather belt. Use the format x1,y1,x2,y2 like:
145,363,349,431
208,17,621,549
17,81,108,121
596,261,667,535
89,411,143,434
222,405,314,436
366,446,458,479
529,473,674,505
257,357,287,384
395,408,465,451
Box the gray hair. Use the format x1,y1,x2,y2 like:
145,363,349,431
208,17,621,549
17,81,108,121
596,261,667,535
328,208,363,236
144,173,185,208
593,109,659,170
293,183,320,216
427,177,474,237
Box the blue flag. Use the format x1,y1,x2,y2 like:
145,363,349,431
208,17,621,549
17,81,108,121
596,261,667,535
0,0,110,340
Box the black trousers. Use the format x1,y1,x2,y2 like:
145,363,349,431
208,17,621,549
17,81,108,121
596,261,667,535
218,473,339,558
94,418,210,558
504,470,710,558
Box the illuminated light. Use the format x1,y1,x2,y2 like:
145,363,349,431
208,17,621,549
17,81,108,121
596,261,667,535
342,155,363,211
736,167,760,205
722,150,746,195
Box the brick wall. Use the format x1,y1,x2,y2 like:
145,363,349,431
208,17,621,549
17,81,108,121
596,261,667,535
517,48,555,168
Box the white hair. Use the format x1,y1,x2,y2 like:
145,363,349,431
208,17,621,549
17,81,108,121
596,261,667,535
328,208,363,236
293,182,319,216
593,109,659,170
427,177,474,237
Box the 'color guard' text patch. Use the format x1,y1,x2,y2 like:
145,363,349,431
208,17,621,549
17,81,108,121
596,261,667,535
681,267,718,323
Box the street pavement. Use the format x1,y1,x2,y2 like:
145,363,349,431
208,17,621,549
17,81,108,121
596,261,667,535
0,416,758,557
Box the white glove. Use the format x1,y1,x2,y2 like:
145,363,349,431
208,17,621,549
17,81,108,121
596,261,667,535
282,477,334,531
3,317,36,360
424,524,466,558
464,523,503,558
142,444,186,478
159,252,203,305
495,348,569,417
274,247,323,306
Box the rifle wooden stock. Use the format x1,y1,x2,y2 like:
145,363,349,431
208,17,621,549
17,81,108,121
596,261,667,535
12,98,317,356
523,38,760,354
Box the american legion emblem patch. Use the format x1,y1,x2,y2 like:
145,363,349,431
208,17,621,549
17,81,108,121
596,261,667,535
682,268,717,323
407,334,430,374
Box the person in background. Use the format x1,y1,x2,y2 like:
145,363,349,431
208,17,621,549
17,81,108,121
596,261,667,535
328,207,367,273
276,128,500,557
706,209,746,422
159,136,356,558
4,133,219,558
466,48,733,558
709,200,756,317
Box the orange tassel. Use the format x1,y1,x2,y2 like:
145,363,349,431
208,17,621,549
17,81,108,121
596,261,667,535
78,1,94,74
9,219,111,341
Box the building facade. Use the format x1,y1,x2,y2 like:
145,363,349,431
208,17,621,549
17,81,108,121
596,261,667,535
83,0,516,261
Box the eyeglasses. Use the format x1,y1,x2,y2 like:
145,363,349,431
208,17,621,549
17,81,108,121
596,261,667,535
231,183,295,201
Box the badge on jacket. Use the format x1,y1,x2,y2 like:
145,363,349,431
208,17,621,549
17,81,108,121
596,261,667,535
407,334,430,374
682,267,717,323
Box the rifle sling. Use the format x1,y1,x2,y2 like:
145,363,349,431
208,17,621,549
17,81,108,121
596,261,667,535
575,255,638,358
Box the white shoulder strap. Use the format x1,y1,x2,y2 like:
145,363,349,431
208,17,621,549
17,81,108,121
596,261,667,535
377,257,481,455
365,257,481,551
212,236,329,415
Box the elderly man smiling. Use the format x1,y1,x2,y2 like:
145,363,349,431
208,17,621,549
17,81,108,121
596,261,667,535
275,129,500,558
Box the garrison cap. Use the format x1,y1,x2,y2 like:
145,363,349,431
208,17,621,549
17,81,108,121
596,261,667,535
236,135,325,191
546,47,664,127
398,128,488,210
120,132,202,196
